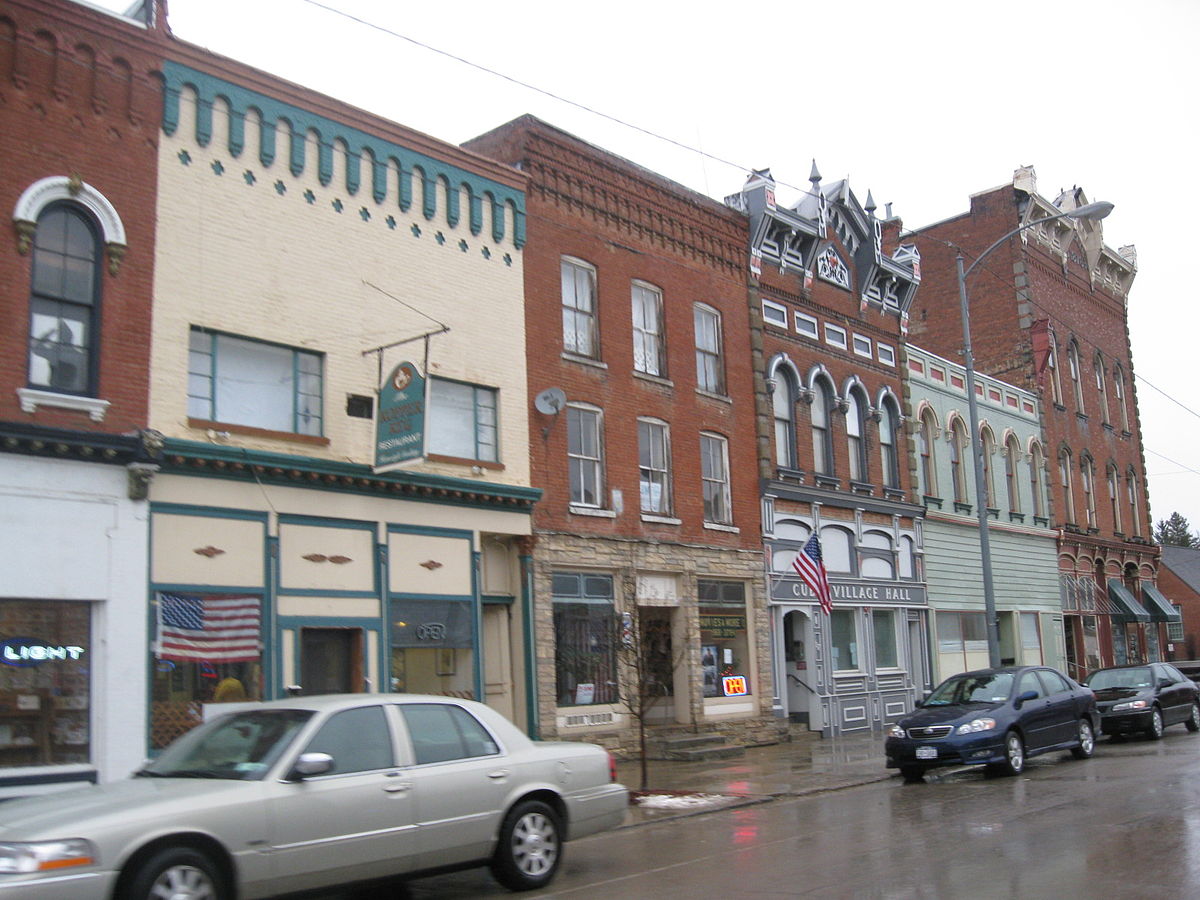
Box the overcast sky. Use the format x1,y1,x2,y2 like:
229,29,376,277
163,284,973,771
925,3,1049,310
89,0,1200,533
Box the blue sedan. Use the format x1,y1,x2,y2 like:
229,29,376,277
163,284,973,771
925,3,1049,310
886,666,1098,781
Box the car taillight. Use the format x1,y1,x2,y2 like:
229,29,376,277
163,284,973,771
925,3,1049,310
607,751,618,783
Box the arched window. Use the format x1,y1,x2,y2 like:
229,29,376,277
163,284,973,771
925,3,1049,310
1113,365,1130,433
1059,449,1076,524
846,388,868,483
1081,456,1097,529
1094,353,1110,425
950,418,969,504
1048,334,1064,406
1068,341,1085,413
1030,442,1046,519
1005,436,1022,514
1107,464,1122,533
879,397,900,489
772,370,797,469
811,378,834,475
918,410,938,497
818,526,853,574
981,425,997,509
28,204,102,395
1127,468,1142,536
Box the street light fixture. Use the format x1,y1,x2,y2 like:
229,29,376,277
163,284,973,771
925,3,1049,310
955,200,1114,668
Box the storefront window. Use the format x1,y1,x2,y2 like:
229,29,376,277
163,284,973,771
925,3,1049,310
830,609,860,672
936,611,988,678
391,599,475,699
553,573,618,706
872,609,898,669
1020,613,1043,664
150,592,263,750
1,600,91,768
699,580,750,698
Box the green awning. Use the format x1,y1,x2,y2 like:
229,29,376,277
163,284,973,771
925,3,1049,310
1107,579,1150,623
1141,584,1182,623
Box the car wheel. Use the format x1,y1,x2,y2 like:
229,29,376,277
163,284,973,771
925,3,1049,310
121,847,224,900
1146,707,1165,741
1186,702,1200,733
490,799,562,892
1070,718,1095,759
899,766,925,783
999,730,1025,776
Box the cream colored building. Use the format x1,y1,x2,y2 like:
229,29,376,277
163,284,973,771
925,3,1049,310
143,54,537,747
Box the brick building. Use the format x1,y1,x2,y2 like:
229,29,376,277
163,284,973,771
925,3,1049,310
466,117,779,751
904,166,1173,678
726,168,928,735
0,0,167,792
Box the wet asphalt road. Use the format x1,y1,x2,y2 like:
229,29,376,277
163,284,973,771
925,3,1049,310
356,730,1200,899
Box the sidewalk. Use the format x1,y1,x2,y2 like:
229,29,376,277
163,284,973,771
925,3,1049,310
614,731,894,826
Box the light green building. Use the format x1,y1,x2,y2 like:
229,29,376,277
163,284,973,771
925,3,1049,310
905,345,1064,682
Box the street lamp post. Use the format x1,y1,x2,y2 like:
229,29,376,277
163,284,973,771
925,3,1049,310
955,200,1114,668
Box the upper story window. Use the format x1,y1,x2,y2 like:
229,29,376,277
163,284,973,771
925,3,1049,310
631,281,666,376
561,257,598,358
428,377,498,463
638,418,672,516
981,426,997,508
1005,436,1021,514
877,343,896,366
1081,456,1097,529
918,410,938,497
1107,464,1122,532
879,398,900,489
1030,442,1046,519
1114,365,1130,432
795,311,818,339
700,432,731,525
1048,336,1064,406
1094,353,1110,424
28,205,101,396
824,323,848,350
1127,468,1142,536
188,328,323,436
772,370,798,469
567,404,604,508
1067,341,1085,413
762,299,788,328
846,388,868,482
693,304,725,395
1059,449,1076,524
949,418,969,504
811,378,834,476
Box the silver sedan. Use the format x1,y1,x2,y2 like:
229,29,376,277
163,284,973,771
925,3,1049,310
0,694,628,898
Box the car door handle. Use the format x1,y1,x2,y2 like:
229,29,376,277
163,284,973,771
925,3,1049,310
383,781,413,793
487,770,510,781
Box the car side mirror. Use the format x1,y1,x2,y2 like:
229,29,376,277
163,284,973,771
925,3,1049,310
290,752,333,780
1014,690,1039,708
1159,679,1173,690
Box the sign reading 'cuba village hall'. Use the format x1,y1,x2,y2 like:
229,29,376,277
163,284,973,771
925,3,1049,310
771,578,927,605
376,361,426,470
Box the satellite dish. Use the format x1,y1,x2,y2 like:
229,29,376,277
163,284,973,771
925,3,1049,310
534,387,566,415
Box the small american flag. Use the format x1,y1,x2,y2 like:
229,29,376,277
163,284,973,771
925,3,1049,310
157,593,261,663
792,534,833,616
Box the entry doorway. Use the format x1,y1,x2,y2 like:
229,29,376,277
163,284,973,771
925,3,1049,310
783,610,813,725
300,627,364,696
483,604,515,722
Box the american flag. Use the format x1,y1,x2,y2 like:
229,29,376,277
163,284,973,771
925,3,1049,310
792,534,833,616
157,593,261,663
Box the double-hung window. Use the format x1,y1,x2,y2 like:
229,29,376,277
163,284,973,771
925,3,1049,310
631,281,665,376
561,257,598,358
567,405,604,507
694,304,725,395
428,377,498,462
28,205,101,395
188,328,323,436
638,419,672,515
700,432,731,525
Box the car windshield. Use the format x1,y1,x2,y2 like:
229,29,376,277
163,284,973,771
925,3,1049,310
925,672,1014,706
1086,667,1153,690
139,709,313,780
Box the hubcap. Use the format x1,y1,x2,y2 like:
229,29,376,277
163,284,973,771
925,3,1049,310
1153,710,1163,737
512,812,558,876
1007,735,1023,771
1079,722,1094,754
149,865,215,900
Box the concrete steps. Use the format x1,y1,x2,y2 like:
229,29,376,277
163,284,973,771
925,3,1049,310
654,734,746,761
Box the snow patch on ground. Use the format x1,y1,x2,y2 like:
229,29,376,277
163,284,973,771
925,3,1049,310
633,792,729,810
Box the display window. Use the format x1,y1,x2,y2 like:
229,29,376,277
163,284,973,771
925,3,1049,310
390,599,476,698
698,580,751,698
552,573,618,706
0,600,91,768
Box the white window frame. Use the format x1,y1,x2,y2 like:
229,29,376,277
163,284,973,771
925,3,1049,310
852,333,872,359
877,342,896,366
824,323,848,350
631,280,665,377
428,377,498,463
761,299,788,328
567,404,604,509
638,418,672,516
694,304,726,395
700,432,732,525
561,256,598,359
794,311,818,339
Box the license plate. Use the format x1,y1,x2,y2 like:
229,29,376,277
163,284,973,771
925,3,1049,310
916,746,937,760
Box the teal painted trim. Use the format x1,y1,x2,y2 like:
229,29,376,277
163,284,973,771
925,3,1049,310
386,523,473,540
152,582,267,594
276,588,378,599
277,615,382,628
482,594,514,605
264,535,278,698
469,192,483,236
160,437,541,509
278,513,376,531
520,552,538,738
161,62,524,247
387,593,473,603
472,549,484,703
151,502,269,522
227,105,245,157
445,178,460,228
376,541,388,693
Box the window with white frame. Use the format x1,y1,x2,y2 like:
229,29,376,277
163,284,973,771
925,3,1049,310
28,204,102,395
188,328,323,435
877,342,896,366
846,389,868,482
1005,436,1021,513
1059,449,1076,524
811,378,834,475
1094,353,1110,424
772,369,797,469
1127,468,1142,536
1081,456,1097,529
879,398,900,489
852,334,872,358
761,299,788,328
638,418,672,515
700,432,731,524
632,281,665,376
795,311,818,339
1048,336,1063,406
428,377,498,462
1030,442,1046,518
567,405,604,507
1068,341,1085,413
824,323,847,349
561,257,598,358
1114,366,1130,432
1107,464,1122,532
693,304,725,395
919,410,937,497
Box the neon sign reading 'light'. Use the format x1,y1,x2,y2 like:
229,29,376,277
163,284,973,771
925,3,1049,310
1,639,86,667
